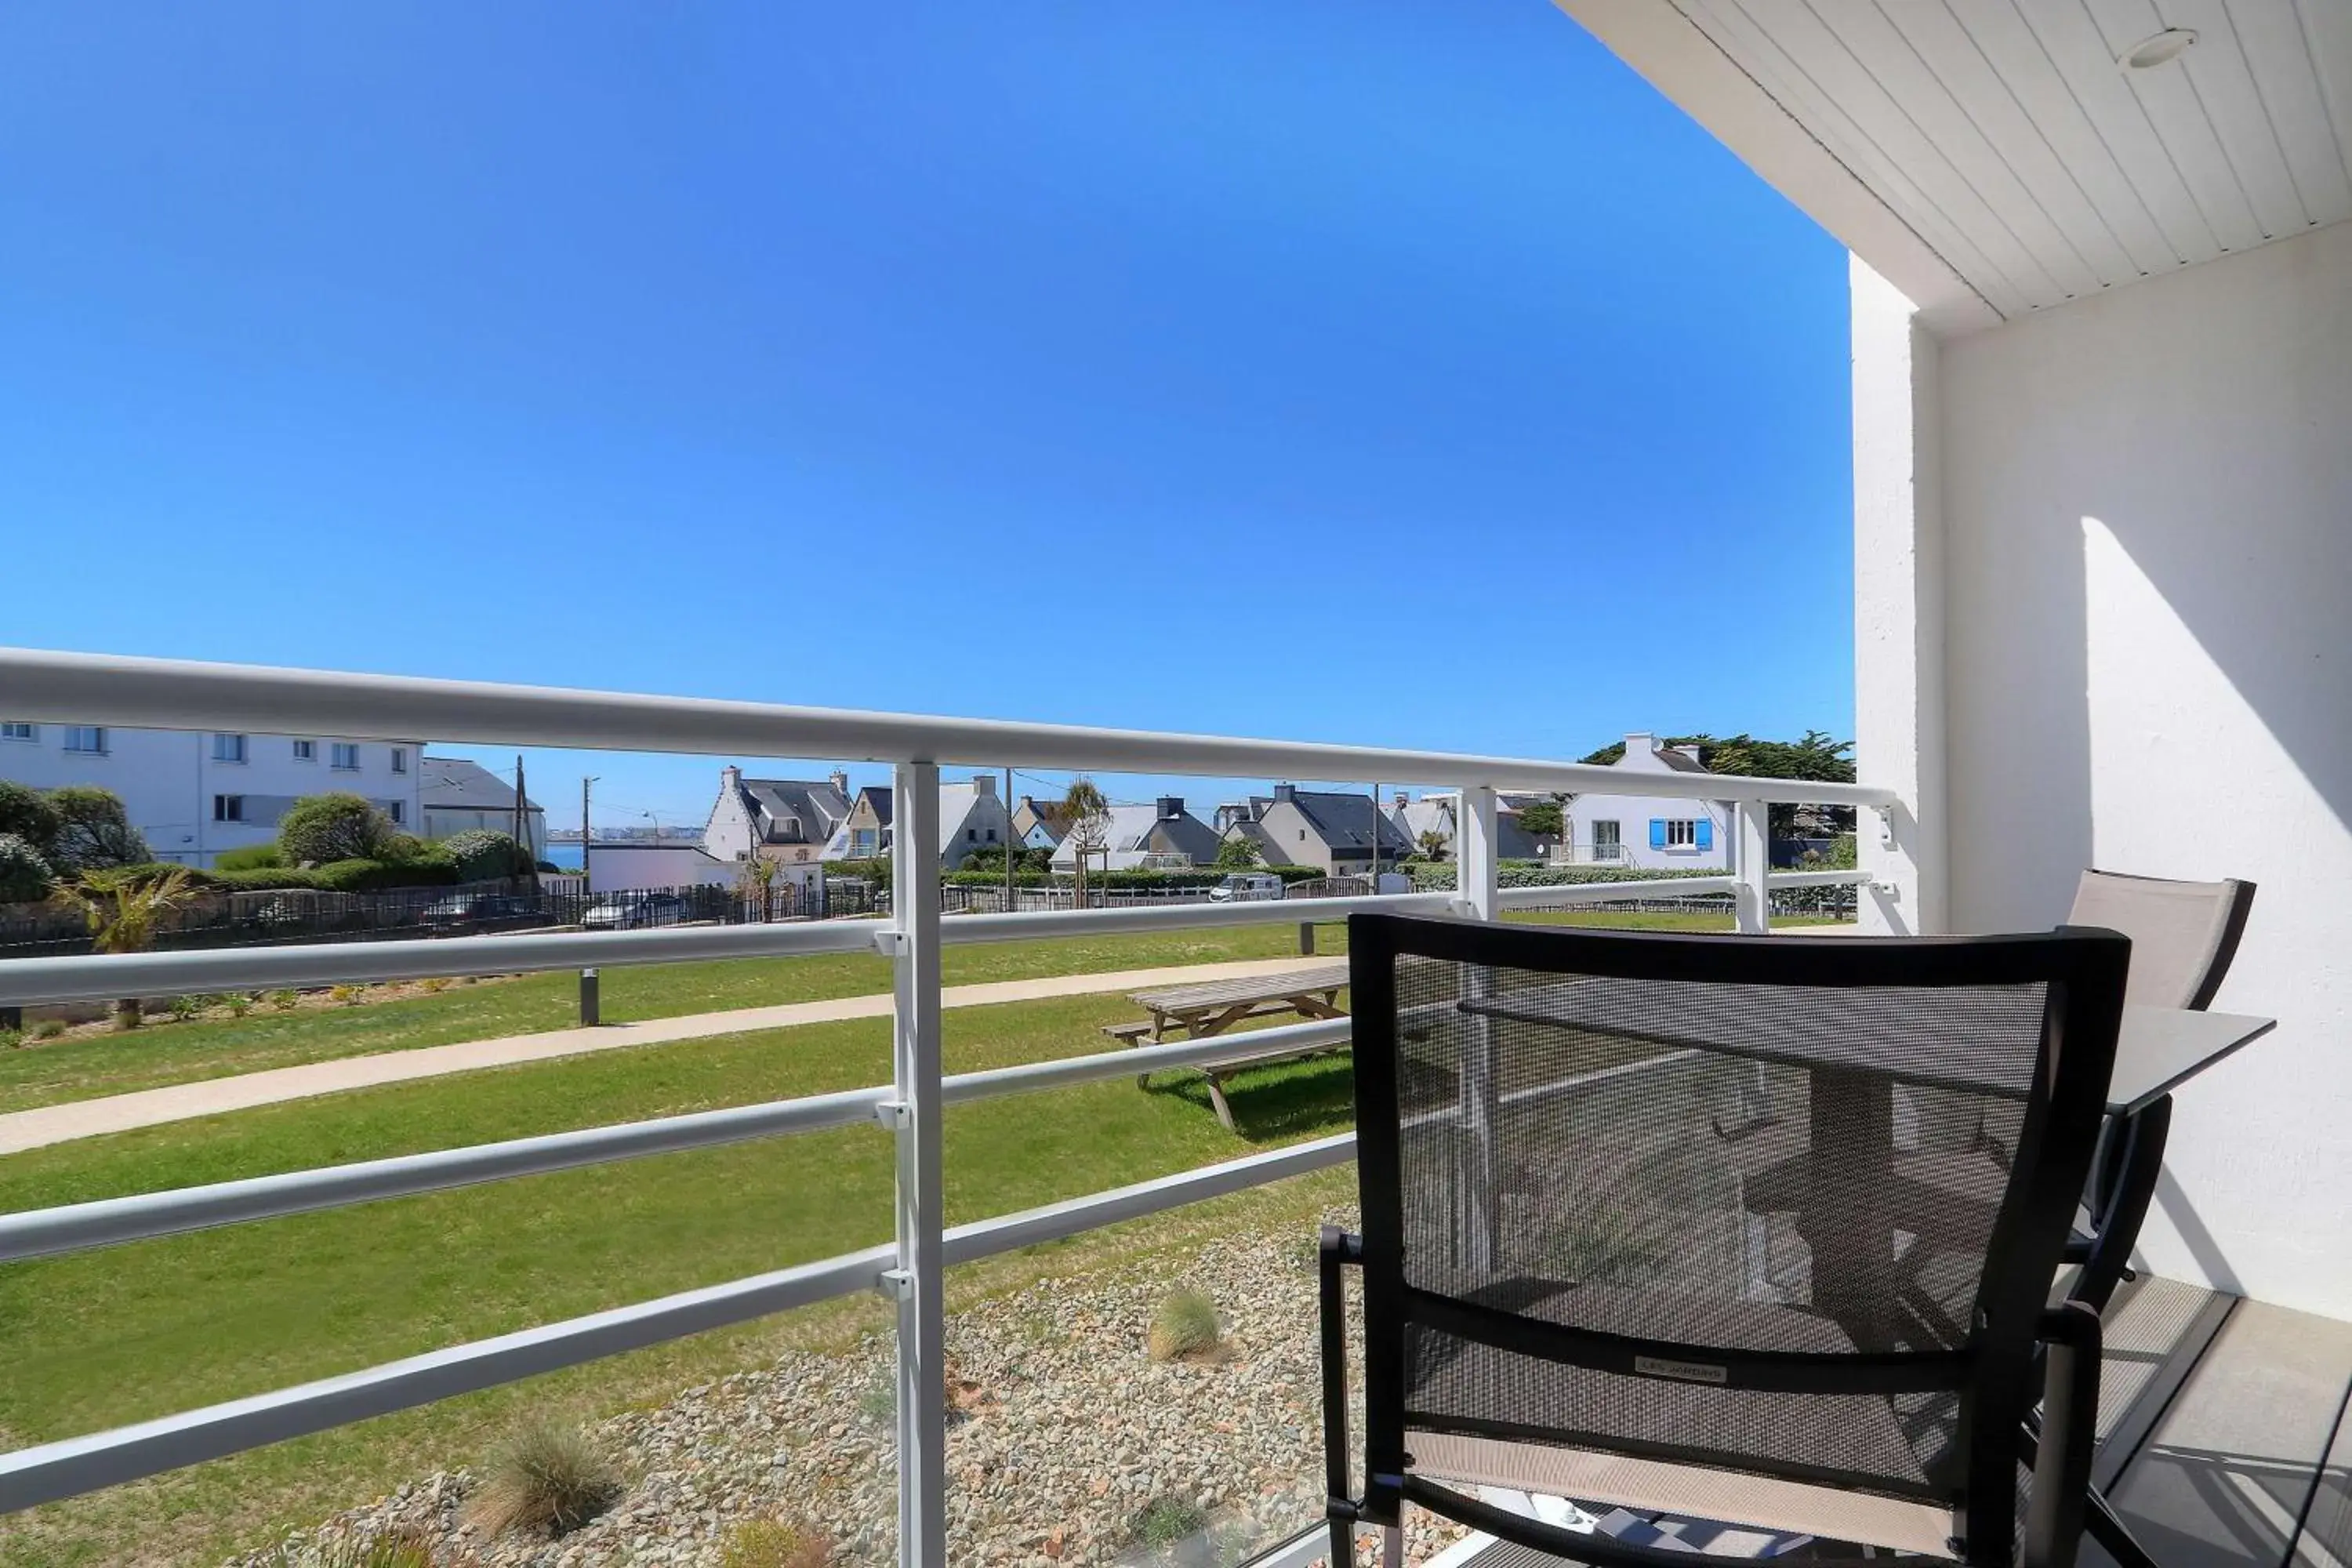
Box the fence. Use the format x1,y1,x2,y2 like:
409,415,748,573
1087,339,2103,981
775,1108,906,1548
0,876,888,960
0,647,1895,1564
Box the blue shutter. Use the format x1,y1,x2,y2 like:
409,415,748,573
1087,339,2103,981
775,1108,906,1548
1695,818,1714,852
1649,818,1667,849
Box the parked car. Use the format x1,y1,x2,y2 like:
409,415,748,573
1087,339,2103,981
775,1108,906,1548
421,893,541,928
1209,872,1285,903
581,892,691,931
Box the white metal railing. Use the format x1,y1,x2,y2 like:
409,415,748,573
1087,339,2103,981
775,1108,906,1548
0,648,1900,1557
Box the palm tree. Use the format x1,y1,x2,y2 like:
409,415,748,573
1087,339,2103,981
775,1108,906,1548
53,865,195,1029
1058,778,1111,908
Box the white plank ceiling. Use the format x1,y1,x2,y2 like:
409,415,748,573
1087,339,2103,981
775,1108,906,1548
1670,0,2352,319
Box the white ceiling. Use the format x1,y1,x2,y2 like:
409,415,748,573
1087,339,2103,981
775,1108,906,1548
1663,0,2352,321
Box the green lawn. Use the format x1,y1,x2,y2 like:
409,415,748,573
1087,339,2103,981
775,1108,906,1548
0,923,1343,1116
0,908,1842,1564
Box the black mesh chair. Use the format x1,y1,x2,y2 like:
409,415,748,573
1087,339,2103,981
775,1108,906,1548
1320,916,2130,1568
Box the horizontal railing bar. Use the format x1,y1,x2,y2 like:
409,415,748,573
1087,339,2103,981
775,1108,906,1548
942,1134,1355,1264
0,648,1898,805
0,1244,893,1515
0,893,1425,1008
1494,876,1738,907
942,1018,1352,1103
0,1021,1356,1263
0,1087,892,1264
1764,869,1871,890
0,917,889,1008
0,1137,1358,1514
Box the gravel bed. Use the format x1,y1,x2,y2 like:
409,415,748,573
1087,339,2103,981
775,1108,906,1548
230,1223,1468,1568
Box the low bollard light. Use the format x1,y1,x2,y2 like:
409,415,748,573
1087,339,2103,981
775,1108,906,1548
579,967,600,1026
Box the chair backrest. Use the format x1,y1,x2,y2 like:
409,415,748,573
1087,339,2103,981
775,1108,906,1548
1346,915,2129,1565
2067,869,2255,1011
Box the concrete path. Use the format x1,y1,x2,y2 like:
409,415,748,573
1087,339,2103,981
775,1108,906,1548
0,957,1335,1156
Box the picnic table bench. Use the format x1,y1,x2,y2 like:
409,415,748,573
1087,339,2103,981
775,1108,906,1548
1102,962,1352,1129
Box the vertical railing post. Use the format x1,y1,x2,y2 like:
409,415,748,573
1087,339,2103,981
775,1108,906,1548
1455,787,1501,1272
1733,800,1772,935
889,763,946,1568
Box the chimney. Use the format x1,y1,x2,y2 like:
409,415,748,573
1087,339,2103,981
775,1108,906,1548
974,772,997,797
1157,795,1183,821
828,768,848,794
1622,731,1656,761
1392,790,1410,810
1273,782,1297,804
721,764,742,791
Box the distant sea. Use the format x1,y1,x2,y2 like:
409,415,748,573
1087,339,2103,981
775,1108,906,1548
541,844,585,870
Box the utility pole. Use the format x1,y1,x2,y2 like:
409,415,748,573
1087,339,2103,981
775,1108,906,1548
515,756,538,893
581,777,598,894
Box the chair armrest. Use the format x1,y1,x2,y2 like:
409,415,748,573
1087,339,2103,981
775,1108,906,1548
2023,1301,2103,1568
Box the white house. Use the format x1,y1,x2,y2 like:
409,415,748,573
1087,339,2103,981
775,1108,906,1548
419,756,544,856
702,767,855,896
1052,795,1221,872
1555,732,1734,871
577,842,740,895
0,722,422,866
818,775,1013,869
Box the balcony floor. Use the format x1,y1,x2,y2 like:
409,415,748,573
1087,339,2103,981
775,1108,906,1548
1430,1274,2351,1568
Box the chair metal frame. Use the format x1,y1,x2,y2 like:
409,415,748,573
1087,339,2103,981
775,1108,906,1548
1323,915,2132,1568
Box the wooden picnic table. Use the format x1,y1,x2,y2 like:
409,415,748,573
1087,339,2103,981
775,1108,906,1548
1102,962,1352,1130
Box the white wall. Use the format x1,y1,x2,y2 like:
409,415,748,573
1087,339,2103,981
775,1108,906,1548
0,725,422,866
1932,222,2352,1315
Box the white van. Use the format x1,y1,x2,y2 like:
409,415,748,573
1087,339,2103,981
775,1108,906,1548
1209,872,1285,903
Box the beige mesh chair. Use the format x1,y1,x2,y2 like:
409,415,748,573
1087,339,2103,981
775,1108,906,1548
2067,870,2254,1012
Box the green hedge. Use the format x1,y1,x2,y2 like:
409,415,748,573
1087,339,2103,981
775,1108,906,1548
1407,864,1737,891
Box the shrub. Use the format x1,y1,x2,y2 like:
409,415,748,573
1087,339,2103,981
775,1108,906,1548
0,782,62,861
31,1018,66,1040
228,993,256,1017
440,829,530,882
167,995,202,1022
0,833,53,904
46,786,150,872
0,1029,19,1051
309,856,456,892
328,985,361,1007
212,842,284,872
420,976,452,993
277,793,397,866
267,989,299,1011
263,1526,436,1568
1131,1496,1209,1549
466,1418,622,1537
1147,1290,1222,1362
720,1519,832,1568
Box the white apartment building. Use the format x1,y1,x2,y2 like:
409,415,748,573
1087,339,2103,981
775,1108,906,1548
0,722,424,866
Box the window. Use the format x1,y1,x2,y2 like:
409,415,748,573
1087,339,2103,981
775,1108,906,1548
292,739,315,761
0,722,34,742
1592,820,1621,861
213,794,245,822
390,747,408,774
985,828,997,843
331,742,360,771
64,726,107,754
212,733,248,764
1665,819,1697,848
387,800,405,826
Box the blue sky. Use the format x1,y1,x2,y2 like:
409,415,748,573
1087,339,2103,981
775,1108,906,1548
0,2,1852,827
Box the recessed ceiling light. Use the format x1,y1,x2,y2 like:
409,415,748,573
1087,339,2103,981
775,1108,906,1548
2121,28,2198,69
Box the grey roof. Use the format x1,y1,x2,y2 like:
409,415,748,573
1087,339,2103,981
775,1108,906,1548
740,778,852,847
1284,789,1412,852
1654,746,1711,774
858,786,895,828
421,757,542,814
